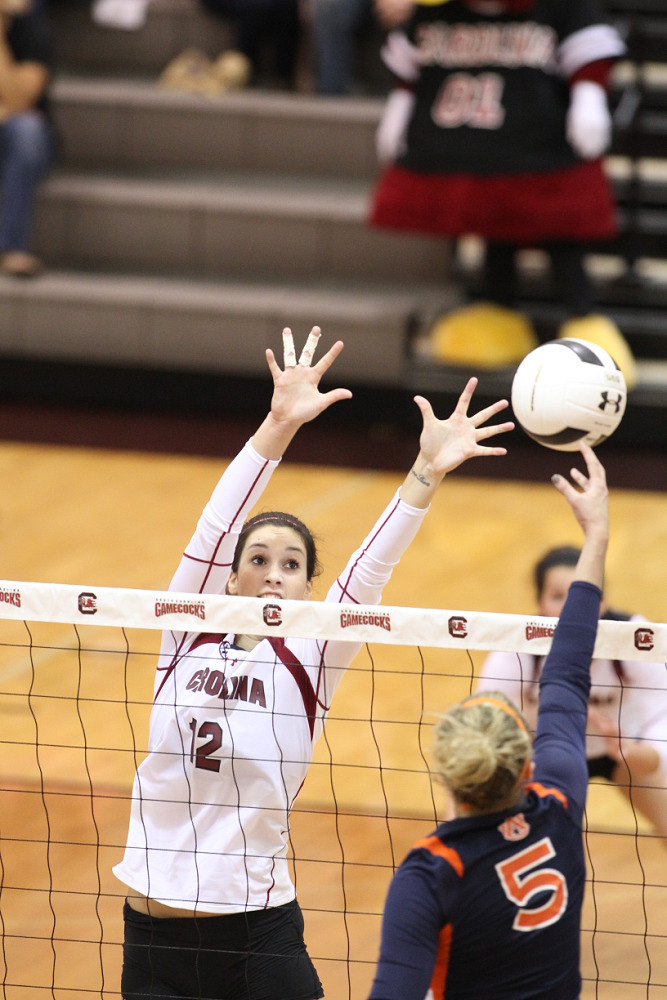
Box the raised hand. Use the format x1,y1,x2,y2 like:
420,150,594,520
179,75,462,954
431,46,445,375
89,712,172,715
265,326,353,429
252,326,352,460
415,377,513,475
550,443,609,540
400,377,513,507
550,442,609,590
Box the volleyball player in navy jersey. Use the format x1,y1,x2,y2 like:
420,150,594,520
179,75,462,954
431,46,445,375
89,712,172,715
369,442,609,1000
114,327,514,1000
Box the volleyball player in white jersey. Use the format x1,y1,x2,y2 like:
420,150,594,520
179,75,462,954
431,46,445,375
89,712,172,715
476,546,667,837
113,326,514,1000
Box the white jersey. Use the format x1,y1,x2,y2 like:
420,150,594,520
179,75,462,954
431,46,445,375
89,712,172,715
477,624,667,768
113,440,426,913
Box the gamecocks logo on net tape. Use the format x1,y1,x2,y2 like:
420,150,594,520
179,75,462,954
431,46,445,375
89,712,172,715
634,628,655,651
448,616,468,638
263,604,282,626
78,592,98,615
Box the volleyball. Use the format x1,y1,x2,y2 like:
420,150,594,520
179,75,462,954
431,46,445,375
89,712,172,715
511,338,627,451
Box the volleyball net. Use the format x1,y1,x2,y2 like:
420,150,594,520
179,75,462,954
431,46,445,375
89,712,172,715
0,579,665,1000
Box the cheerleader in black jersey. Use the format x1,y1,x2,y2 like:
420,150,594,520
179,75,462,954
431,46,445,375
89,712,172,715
370,0,637,385
369,442,609,1000
114,327,513,1000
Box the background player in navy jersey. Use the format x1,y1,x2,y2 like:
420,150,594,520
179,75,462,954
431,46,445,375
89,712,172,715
369,441,609,1000
114,327,514,1000
476,545,667,839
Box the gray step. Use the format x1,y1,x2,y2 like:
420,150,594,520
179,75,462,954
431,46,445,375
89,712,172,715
51,0,235,76
33,170,449,283
51,77,382,180
0,270,445,386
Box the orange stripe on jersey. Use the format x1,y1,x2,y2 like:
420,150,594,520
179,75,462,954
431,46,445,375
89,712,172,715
413,835,464,877
527,781,569,808
430,923,453,1000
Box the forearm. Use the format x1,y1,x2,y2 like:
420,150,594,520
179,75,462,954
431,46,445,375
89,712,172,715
534,582,601,812
330,491,426,605
609,742,661,779
251,411,302,461
169,441,279,595
398,455,444,510
574,527,608,591
540,582,601,710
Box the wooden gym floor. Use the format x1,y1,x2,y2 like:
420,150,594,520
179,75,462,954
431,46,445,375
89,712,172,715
0,399,665,999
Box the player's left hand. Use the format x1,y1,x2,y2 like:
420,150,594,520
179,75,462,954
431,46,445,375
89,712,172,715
414,377,514,476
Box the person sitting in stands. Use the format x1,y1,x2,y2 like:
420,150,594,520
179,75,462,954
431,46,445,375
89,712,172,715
0,0,54,277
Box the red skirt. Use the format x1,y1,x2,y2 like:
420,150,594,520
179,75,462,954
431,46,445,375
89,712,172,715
369,160,617,244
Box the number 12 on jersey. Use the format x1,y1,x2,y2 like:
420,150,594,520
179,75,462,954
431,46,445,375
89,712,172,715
188,717,222,773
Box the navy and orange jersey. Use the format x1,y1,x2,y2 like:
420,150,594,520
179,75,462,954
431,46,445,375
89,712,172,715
382,0,625,176
368,581,601,1000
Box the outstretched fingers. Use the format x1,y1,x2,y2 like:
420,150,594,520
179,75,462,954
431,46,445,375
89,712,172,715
266,326,335,378
453,377,478,414
551,444,609,531
282,327,297,367
273,326,344,375
550,471,578,503
454,377,513,433
312,336,346,375
471,396,512,428
298,326,321,366
476,415,514,443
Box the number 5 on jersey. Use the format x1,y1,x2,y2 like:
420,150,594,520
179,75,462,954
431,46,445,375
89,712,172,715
495,837,568,931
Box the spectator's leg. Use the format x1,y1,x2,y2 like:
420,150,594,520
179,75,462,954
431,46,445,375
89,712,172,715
546,240,594,316
0,111,54,257
477,241,518,308
311,0,370,95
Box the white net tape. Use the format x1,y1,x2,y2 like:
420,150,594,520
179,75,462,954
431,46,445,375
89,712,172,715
1,579,664,658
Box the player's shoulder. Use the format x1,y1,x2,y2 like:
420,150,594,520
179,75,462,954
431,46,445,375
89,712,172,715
409,832,465,875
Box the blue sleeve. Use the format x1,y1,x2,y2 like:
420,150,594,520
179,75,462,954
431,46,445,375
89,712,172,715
368,851,454,1000
533,580,601,821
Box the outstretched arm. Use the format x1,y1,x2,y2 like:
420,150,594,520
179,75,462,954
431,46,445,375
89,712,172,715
534,444,610,810
165,328,349,605
550,443,609,589
252,327,352,461
399,377,514,509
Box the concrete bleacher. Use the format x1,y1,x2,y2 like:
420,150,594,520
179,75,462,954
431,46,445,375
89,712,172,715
10,0,449,393
2,0,666,443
